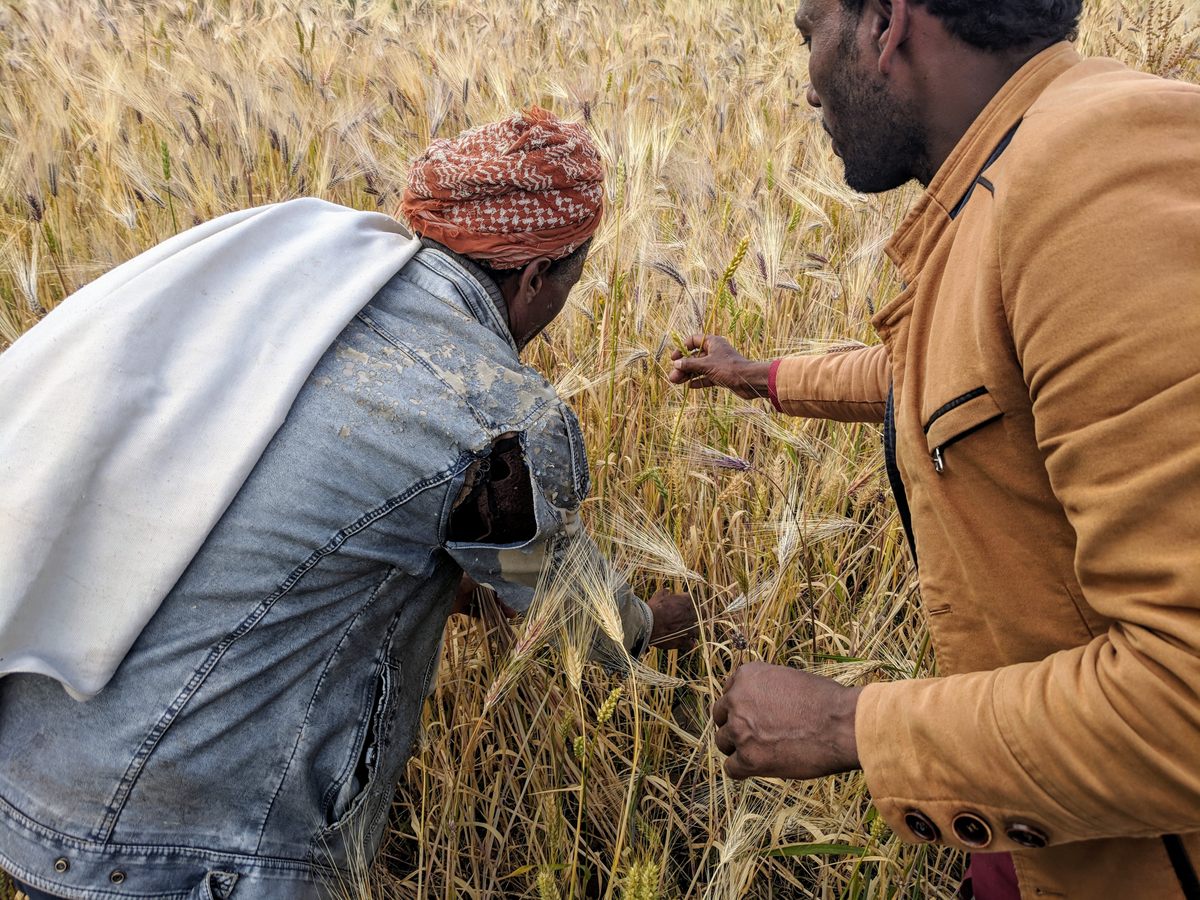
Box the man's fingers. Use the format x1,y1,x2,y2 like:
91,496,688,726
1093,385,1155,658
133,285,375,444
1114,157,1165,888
683,333,709,353
686,377,716,390
724,752,751,780
712,693,729,727
714,723,736,756
667,359,706,386
671,355,709,376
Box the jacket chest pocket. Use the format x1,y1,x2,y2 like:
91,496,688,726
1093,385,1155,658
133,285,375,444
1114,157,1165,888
923,386,1004,474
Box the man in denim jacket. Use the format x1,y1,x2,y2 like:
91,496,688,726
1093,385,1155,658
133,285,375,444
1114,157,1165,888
0,109,694,899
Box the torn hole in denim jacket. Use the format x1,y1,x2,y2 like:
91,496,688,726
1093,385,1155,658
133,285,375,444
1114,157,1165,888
449,433,537,545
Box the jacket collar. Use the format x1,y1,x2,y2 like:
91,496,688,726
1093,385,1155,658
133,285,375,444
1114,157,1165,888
417,237,520,354
882,42,1081,287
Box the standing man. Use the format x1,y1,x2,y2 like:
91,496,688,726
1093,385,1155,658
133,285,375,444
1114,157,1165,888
0,108,695,899
672,1,1200,897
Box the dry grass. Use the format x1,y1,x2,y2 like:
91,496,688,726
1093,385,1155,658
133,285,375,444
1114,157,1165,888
0,0,1196,897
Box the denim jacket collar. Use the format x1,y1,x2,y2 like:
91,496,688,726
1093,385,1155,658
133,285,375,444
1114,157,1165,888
417,238,519,355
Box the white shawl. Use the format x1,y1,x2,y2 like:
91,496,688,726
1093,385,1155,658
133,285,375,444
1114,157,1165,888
0,198,421,699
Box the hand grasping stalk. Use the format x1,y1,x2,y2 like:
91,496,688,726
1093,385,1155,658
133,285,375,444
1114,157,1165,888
667,334,773,400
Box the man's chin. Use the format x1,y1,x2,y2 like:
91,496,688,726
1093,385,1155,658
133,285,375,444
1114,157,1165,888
841,159,914,195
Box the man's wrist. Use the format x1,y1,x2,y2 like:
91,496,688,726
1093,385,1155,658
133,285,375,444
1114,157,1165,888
766,359,783,410
836,685,864,772
739,360,774,399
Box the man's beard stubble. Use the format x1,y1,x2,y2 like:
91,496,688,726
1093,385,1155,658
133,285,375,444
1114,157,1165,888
830,30,931,193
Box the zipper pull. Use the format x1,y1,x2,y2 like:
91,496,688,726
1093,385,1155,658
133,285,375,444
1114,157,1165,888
932,447,945,474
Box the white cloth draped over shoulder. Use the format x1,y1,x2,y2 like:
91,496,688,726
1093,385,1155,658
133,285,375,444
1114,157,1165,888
0,198,422,699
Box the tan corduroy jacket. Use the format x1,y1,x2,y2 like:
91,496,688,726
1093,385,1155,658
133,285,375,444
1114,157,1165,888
772,44,1200,898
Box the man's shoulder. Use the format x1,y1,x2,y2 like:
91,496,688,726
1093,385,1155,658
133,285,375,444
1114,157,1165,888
1014,57,1200,165
523,398,591,511
990,57,1200,225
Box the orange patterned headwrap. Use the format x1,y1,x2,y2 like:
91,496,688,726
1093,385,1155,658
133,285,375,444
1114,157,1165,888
401,107,605,270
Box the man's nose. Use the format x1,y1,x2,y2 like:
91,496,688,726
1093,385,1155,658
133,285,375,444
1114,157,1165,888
806,84,822,109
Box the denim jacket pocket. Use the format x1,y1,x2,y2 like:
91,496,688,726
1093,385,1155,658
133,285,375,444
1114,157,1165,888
923,386,1004,475
322,658,398,831
188,871,240,899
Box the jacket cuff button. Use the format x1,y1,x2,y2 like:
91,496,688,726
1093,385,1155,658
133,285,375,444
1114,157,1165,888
1006,823,1049,849
952,812,993,848
53,857,70,873
904,810,941,843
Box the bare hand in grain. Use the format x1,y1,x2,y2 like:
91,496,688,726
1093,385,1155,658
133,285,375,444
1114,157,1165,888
668,334,772,400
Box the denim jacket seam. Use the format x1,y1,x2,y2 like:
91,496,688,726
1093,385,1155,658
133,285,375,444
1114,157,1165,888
556,404,592,506
0,796,331,874
509,398,564,442
437,451,478,547
251,566,401,854
92,465,464,846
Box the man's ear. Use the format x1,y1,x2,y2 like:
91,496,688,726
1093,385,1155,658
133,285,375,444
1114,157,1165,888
866,0,910,74
516,257,553,304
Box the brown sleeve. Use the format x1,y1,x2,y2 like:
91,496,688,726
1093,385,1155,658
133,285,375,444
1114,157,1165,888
857,80,1200,847
771,344,889,422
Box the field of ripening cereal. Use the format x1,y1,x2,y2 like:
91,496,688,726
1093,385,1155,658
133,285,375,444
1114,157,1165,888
0,0,1197,897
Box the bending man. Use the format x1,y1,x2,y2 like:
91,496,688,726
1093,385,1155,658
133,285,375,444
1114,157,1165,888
0,108,694,899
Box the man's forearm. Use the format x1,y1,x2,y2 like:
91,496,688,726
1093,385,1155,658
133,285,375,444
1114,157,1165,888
772,345,889,421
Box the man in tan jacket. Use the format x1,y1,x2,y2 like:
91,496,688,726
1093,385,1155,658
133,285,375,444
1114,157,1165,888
669,0,1200,897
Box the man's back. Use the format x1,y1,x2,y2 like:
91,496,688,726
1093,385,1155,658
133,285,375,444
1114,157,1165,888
0,245,585,898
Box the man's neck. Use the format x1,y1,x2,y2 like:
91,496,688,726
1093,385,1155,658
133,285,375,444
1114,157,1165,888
917,42,1057,185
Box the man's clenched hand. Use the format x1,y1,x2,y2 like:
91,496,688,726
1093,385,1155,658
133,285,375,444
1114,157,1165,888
667,335,772,400
646,589,699,652
713,662,863,780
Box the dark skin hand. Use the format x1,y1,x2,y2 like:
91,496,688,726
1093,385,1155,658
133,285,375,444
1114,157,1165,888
454,576,699,653
646,588,700,652
667,334,771,401
714,661,863,780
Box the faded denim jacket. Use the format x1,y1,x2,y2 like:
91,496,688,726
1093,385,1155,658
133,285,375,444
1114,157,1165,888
0,241,652,899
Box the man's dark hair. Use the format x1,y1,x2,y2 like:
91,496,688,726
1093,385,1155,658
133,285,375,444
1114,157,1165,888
839,0,1083,52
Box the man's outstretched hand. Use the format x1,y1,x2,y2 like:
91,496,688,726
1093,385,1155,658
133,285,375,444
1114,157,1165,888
646,588,700,652
668,335,771,401
714,661,863,780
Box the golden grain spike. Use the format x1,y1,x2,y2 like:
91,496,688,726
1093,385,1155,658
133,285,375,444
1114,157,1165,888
537,869,562,900
595,685,623,725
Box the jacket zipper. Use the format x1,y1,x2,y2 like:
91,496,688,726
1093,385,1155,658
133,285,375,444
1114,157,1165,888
1164,834,1200,900
924,386,989,474
884,384,918,565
